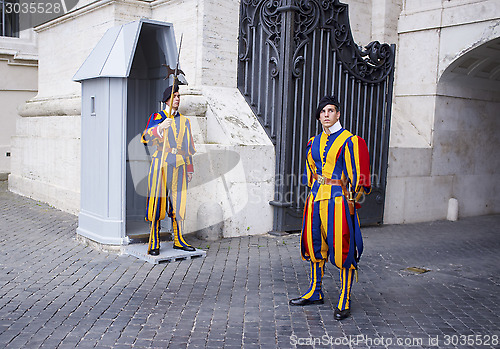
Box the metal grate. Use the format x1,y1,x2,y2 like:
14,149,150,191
238,0,396,232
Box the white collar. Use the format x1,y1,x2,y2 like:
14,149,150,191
324,121,342,135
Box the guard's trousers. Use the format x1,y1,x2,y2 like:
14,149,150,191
146,155,191,251
301,195,356,310
302,261,355,311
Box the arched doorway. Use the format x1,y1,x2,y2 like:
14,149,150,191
434,37,500,217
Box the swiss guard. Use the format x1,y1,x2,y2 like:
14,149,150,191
289,95,371,321
141,84,196,255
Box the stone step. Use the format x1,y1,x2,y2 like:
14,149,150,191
124,243,206,264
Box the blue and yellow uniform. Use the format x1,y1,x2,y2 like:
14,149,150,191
141,109,196,251
299,125,371,313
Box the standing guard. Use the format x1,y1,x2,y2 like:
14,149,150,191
289,96,371,321
141,84,196,255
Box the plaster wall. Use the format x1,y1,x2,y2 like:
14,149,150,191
385,0,500,224
10,0,275,241
35,0,151,99
173,86,275,238
432,91,500,218
0,29,38,176
346,0,372,45
151,0,201,86
9,0,152,213
9,116,81,213
0,60,37,174
371,0,401,44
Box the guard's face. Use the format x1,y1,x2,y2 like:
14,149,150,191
319,104,340,128
171,92,181,109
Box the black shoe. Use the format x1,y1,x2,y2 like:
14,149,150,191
173,244,196,252
334,307,350,320
148,248,160,256
289,297,324,306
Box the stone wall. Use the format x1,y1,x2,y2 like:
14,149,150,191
9,0,275,241
9,0,500,236
0,29,38,177
385,0,500,223
10,0,151,213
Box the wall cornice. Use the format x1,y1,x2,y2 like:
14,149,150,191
34,0,152,33
18,95,81,117
399,0,500,34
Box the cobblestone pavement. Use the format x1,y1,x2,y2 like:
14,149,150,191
1,181,499,349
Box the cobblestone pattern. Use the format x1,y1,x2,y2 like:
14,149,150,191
0,181,499,348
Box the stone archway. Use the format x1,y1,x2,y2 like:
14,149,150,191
434,37,500,218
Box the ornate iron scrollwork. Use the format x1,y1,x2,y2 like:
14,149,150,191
291,0,320,78
261,0,282,49
239,0,282,78
321,0,394,83
288,0,394,82
238,0,396,230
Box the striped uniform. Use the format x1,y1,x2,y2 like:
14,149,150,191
300,127,371,311
141,110,196,251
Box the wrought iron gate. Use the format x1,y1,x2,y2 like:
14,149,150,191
238,0,395,232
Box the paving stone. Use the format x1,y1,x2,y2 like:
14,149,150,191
1,182,500,348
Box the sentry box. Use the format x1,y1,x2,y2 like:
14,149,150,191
73,19,186,246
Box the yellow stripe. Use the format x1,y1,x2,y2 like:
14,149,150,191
177,222,188,245
159,166,167,220
319,200,329,260
318,260,325,279
146,161,154,220
148,222,153,250
177,116,187,149
303,262,316,299
319,133,328,167
307,150,315,187
345,268,353,309
171,167,178,215
352,137,361,190
337,269,344,309
306,195,315,260
334,196,343,268
160,165,167,220
179,169,187,219
148,160,159,220
345,145,353,184
337,268,345,309
322,130,351,177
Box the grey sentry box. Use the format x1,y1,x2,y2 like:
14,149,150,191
73,19,183,246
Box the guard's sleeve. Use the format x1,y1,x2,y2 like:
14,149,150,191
141,113,164,145
344,135,372,200
184,118,196,173
302,137,315,188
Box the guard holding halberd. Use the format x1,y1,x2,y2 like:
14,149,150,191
289,95,371,321
141,84,196,255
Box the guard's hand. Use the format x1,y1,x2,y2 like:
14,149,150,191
187,173,193,183
158,118,173,133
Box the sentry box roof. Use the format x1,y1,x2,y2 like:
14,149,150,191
73,18,185,82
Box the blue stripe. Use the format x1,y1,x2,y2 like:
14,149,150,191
311,200,323,260
342,197,357,268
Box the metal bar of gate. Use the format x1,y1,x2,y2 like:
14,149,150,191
238,1,396,229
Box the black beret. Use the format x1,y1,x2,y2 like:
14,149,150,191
162,84,179,103
315,95,340,119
